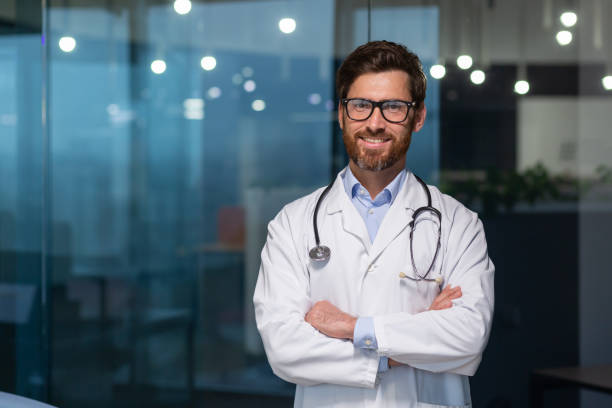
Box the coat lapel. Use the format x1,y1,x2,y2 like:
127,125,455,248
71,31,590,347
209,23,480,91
325,169,372,254
369,172,423,262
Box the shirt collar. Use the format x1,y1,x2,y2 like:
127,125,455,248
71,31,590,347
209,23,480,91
342,165,406,206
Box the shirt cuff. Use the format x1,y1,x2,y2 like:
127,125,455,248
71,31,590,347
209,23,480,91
378,356,389,372
353,317,378,349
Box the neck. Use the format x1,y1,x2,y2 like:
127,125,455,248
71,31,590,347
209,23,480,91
348,159,405,199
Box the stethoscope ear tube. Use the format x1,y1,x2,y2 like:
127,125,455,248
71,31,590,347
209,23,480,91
412,205,441,222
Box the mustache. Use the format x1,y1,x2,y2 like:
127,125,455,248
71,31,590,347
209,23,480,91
354,130,392,139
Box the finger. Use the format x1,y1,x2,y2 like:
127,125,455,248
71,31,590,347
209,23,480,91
447,288,462,300
439,300,452,309
434,286,453,303
431,298,455,311
388,358,400,367
429,298,444,310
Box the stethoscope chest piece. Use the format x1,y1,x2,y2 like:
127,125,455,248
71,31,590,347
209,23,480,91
309,245,331,262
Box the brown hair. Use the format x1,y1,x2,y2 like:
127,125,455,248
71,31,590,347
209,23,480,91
336,40,427,107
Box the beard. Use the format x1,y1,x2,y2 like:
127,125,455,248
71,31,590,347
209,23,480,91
342,126,412,172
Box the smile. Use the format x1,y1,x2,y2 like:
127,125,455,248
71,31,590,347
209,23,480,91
359,136,391,147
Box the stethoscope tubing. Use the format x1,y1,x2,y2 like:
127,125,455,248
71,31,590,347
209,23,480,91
309,171,442,284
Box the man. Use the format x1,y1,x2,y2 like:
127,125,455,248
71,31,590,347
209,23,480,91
253,41,494,407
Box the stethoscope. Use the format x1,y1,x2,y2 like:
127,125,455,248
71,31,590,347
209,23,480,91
308,173,443,284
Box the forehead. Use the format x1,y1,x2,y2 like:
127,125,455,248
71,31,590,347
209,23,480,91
346,70,412,100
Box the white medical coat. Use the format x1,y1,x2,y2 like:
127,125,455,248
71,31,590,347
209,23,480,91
253,169,495,408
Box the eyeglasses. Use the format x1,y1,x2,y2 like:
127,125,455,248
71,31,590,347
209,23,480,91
341,98,416,123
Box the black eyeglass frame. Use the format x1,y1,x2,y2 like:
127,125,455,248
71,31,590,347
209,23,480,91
341,98,417,124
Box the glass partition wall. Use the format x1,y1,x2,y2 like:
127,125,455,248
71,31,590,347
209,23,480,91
46,1,338,406
0,0,611,407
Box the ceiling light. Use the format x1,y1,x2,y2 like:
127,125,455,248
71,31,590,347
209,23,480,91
242,66,254,77
279,18,296,34
252,100,266,111
430,64,446,79
150,59,167,74
243,80,256,92
514,80,530,95
59,36,76,53
456,55,473,70
207,87,222,99
174,0,192,15
556,30,573,46
308,93,322,105
560,11,577,27
470,70,485,85
200,56,217,71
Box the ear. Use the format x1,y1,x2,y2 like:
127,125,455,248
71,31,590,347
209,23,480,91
412,105,427,133
337,102,344,130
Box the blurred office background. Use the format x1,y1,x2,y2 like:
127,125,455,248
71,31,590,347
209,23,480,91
0,0,611,406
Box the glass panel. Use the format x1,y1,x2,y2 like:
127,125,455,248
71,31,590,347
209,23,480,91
46,0,340,406
0,0,46,401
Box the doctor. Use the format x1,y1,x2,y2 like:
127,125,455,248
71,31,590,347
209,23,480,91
253,41,494,408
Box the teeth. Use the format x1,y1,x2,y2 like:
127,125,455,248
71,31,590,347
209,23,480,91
363,137,387,143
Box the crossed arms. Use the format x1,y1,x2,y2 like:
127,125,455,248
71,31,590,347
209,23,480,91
304,285,463,368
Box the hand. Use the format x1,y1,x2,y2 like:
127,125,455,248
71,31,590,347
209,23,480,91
388,358,403,368
305,300,357,340
428,284,462,311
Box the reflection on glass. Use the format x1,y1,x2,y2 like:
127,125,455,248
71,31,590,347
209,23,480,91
207,86,222,99
430,64,445,79
174,0,192,15
241,66,254,77
243,79,256,92
200,55,217,71
58,36,76,52
45,0,335,405
150,59,167,74
232,73,243,84
308,93,322,105
278,17,297,34
251,99,266,111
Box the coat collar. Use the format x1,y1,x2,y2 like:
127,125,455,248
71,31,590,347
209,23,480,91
324,167,429,258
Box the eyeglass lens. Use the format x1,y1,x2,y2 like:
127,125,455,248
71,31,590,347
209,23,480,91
346,99,410,123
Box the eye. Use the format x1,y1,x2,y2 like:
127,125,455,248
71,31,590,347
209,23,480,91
350,100,371,110
384,102,405,112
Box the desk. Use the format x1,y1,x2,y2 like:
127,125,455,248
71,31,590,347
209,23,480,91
530,364,612,407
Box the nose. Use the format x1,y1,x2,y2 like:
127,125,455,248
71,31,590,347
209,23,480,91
366,106,386,133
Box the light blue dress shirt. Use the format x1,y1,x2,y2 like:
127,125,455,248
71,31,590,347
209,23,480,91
342,166,406,373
